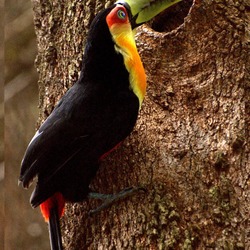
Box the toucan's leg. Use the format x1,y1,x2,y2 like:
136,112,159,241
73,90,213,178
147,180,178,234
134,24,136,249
88,187,146,215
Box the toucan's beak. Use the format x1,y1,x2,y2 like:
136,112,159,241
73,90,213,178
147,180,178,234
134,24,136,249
116,0,182,28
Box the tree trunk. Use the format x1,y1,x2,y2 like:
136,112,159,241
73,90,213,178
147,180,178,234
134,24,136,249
32,0,249,249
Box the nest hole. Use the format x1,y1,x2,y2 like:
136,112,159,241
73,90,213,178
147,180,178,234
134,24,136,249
150,0,193,33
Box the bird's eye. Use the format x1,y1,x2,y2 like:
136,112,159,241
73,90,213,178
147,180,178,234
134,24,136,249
117,9,126,20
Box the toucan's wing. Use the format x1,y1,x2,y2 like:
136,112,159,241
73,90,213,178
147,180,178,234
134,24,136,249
19,83,92,189
19,82,139,191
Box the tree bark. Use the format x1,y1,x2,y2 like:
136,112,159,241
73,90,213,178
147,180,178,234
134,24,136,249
32,0,249,249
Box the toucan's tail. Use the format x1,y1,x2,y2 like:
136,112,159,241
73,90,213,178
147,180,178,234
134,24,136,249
49,205,63,250
39,193,65,250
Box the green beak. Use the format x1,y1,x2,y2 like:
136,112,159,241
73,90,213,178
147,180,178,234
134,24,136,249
116,0,182,28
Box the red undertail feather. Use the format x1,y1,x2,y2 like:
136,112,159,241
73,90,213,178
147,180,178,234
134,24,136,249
40,192,65,222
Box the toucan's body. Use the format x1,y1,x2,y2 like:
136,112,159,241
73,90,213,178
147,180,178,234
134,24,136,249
19,0,181,249
20,5,142,207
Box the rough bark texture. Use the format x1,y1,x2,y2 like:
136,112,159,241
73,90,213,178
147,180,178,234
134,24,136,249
32,0,249,249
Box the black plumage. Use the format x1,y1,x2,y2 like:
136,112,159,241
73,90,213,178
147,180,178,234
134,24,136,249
19,4,139,208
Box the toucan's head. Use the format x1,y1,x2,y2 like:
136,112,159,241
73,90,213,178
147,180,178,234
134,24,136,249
103,0,182,104
86,0,182,56
104,3,147,105
116,0,182,29
83,0,181,105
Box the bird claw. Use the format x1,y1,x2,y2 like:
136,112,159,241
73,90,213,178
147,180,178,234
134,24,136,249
88,186,146,216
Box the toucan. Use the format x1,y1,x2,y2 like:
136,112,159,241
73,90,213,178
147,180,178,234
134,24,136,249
19,0,182,249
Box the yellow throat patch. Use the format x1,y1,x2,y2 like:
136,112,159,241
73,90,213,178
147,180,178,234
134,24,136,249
106,5,147,107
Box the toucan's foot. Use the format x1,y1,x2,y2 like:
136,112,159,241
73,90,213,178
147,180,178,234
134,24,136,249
88,186,146,216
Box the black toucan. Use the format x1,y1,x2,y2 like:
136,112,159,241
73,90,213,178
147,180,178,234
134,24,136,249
19,0,181,249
